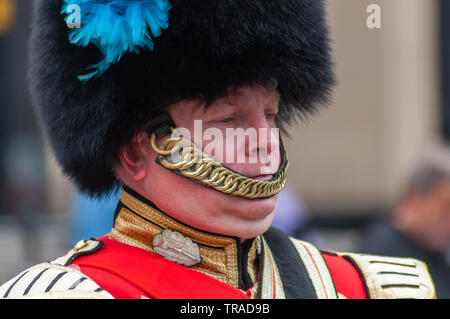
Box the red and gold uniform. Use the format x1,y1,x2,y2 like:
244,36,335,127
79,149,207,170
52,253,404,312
0,188,435,299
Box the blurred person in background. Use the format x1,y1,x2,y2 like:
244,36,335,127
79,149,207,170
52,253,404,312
360,143,450,298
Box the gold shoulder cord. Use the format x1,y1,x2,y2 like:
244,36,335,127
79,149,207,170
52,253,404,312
150,132,288,199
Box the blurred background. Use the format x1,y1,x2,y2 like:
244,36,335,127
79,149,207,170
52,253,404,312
0,0,449,296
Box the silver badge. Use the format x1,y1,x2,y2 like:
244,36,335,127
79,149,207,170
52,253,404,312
152,229,202,267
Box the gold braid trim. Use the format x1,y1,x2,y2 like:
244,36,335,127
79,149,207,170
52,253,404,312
150,133,288,199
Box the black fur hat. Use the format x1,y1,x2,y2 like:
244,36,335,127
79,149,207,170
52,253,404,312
29,0,335,196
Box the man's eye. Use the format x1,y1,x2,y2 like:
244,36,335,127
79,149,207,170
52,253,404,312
265,113,277,120
218,117,234,123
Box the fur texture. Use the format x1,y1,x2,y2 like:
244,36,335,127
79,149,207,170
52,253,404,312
29,0,335,196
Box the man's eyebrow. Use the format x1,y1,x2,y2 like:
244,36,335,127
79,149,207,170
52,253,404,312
192,98,237,119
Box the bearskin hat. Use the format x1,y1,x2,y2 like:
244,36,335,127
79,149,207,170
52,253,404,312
29,0,335,196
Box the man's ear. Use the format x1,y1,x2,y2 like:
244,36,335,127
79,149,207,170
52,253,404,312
118,133,150,181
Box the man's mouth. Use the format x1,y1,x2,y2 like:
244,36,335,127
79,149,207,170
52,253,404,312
151,132,287,199
251,174,274,181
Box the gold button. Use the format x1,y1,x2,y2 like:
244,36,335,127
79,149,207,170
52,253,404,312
73,240,88,253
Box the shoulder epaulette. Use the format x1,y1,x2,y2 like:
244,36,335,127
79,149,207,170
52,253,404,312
334,252,436,299
0,239,113,299
289,237,436,299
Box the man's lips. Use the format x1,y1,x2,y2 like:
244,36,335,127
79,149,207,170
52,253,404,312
223,164,278,181
251,174,274,181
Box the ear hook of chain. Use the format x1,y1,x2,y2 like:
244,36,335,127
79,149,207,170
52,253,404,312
150,126,180,156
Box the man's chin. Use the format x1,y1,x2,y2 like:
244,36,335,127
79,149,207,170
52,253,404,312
224,194,278,221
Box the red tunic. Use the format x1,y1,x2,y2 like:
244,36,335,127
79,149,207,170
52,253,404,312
72,236,249,299
71,236,367,299
322,252,367,299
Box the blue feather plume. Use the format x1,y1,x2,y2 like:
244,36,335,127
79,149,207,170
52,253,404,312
61,0,171,82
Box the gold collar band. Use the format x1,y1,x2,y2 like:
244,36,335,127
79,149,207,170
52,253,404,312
110,188,260,290
150,133,288,199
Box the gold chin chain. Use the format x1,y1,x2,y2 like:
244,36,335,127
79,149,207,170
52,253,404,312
150,132,288,199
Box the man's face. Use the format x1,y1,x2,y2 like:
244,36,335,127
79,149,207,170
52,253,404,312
142,84,282,239
406,180,450,253
418,180,450,253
